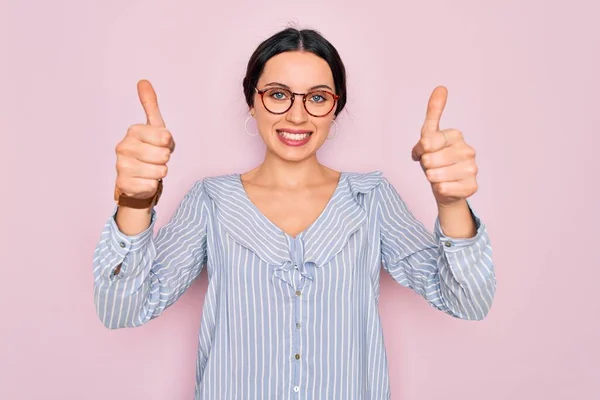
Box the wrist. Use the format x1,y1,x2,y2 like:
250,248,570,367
436,198,476,239
114,179,163,209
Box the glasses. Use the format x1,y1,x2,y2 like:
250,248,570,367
255,87,340,117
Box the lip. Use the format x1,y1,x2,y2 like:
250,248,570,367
276,129,313,147
276,129,313,134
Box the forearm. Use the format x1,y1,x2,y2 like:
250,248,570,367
384,232,495,321
115,205,153,236
93,181,209,328
378,178,496,320
437,238,495,320
433,205,496,320
94,244,160,329
437,199,477,238
106,206,153,277
93,210,197,329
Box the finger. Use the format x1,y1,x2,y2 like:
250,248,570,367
131,142,172,165
167,136,175,153
137,79,166,127
412,133,445,161
412,130,449,161
412,128,463,161
129,125,173,148
420,141,474,169
424,161,478,183
421,86,448,135
432,179,478,199
420,147,456,169
132,162,168,180
117,158,168,180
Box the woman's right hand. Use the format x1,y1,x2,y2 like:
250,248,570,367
115,80,175,199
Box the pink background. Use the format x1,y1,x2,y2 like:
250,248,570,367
2,0,599,399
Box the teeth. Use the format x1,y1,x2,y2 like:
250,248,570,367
278,131,310,141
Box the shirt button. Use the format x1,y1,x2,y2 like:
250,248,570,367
295,353,300,360
296,322,301,329
295,290,301,296
119,241,126,248
444,241,452,247
293,386,300,393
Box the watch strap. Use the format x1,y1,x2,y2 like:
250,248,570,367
114,179,163,209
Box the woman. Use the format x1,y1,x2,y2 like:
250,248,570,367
93,27,495,399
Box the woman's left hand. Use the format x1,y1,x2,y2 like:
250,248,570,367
411,86,479,206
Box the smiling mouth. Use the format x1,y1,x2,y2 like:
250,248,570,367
276,129,313,141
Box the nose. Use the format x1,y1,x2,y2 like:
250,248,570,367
285,95,309,124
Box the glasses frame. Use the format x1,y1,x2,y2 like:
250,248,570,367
254,87,340,117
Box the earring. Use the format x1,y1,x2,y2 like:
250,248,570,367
245,113,258,136
328,119,338,140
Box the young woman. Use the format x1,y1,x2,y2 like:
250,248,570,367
93,27,495,400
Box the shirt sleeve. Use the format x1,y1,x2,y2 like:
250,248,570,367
377,178,496,320
92,180,209,329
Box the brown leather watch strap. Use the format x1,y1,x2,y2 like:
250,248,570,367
114,179,163,209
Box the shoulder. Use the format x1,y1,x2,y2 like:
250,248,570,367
190,173,241,198
342,170,410,218
342,169,397,198
170,174,241,209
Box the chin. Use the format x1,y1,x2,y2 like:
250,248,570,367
269,144,319,163
273,148,315,162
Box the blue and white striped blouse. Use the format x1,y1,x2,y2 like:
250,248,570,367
92,170,495,400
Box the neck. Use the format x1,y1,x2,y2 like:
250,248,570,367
246,152,331,189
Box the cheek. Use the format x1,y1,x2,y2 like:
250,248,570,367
314,119,333,135
256,115,281,133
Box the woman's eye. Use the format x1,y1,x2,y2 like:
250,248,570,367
270,91,287,100
307,91,329,103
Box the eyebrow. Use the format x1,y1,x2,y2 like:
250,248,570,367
264,81,334,92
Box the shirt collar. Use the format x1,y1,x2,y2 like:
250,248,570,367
203,170,383,288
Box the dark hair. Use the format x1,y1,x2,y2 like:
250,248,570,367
242,27,347,116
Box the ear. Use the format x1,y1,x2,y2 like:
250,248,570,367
249,107,255,117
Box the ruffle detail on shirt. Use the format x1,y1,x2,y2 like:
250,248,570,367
300,171,384,269
203,174,291,267
202,171,383,289
345,170,385,199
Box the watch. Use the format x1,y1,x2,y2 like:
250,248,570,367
114,179,163,209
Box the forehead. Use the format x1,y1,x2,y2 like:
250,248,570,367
258,51,334,90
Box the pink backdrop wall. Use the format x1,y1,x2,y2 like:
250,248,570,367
2,0,598,399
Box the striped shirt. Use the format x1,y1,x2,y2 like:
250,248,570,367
92,170,496,400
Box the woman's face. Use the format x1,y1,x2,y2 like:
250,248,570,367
250,51,337,162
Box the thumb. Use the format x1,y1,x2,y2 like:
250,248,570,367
137,79,166,127
421,86,447,135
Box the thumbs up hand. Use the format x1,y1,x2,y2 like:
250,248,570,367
411,86,478,206
114,80,175,200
